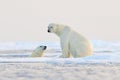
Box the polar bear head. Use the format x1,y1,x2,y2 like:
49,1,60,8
47,23,68,36
36,45,47,50
31,45,47,57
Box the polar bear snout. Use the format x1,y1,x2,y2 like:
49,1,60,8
48,29,51,32
39,45,47,50
43,46,47,50
48,23,56,33
47,26,52,33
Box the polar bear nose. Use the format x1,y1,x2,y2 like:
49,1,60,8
48,29,50,32
43,46,47,50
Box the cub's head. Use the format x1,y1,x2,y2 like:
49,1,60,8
33,45,47,54
38,45,47,50
31,45,47,57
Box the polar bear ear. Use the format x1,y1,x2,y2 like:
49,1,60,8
49,23,57,27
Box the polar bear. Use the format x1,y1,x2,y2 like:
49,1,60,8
48,23,93,58
31,45,47,57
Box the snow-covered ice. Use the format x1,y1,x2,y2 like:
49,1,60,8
0,40,120,80
0,40,120,63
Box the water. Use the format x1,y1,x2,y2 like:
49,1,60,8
0,40,120,63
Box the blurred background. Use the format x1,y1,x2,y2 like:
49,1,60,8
0,0,120,42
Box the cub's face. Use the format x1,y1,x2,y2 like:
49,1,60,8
35,45,47,51
39,45,47,50
31,45,47,57
48,23,58,33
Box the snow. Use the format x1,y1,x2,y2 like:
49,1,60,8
0,41,60,50
0,40,120,80
0,40,120,63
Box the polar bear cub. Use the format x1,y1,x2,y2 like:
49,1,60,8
48,23,93,58
31,45,47,57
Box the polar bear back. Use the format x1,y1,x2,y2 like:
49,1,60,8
69,30,93,57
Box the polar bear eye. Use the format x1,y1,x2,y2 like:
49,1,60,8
48,26,52,29
50,26,53,29
39,46,42,47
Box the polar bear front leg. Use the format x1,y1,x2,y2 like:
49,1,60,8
60,49,70,58
59,41,70,58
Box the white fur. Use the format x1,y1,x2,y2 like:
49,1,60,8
31,46,46,57
48,23,93,58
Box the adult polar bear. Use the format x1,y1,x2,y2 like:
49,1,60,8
48,23,93,58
